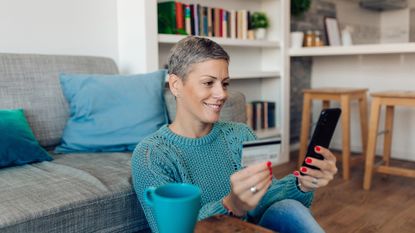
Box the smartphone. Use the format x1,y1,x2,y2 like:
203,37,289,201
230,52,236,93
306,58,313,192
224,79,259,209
301,108,341,172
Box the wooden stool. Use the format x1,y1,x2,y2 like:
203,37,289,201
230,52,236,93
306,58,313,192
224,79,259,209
298,87,368,180
363,91,415,190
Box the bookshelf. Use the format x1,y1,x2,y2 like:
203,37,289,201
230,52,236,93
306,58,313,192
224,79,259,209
118,0,290,165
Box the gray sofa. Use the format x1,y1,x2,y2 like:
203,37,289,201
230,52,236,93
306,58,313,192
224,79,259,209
0,53,247,233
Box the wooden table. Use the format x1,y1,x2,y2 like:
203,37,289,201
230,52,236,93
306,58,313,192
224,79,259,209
195,215,275,233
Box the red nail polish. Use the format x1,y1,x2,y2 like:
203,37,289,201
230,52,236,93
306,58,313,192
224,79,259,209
315,146,321,152
301,167,308,173
266,161,272,167
305,158,312,164
293,171,300,177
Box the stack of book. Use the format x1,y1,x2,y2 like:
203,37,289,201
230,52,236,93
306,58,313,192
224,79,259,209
246,101,276,131
158,1,254,39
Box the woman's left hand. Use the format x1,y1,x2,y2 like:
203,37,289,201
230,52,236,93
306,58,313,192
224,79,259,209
294,145,338,192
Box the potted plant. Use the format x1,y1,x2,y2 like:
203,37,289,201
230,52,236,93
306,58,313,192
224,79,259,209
251,12,269,40
291,0,311,17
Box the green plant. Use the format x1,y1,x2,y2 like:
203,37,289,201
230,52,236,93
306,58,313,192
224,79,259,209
291,0,311,16
251,12,269,29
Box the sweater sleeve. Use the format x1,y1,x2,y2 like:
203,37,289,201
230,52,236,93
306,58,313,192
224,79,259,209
248,174,314,219
131,140,179,233
197,200,228,220
131,137,231,231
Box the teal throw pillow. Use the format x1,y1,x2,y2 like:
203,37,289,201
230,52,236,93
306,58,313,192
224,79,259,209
55,70,168,153
0,109,52,168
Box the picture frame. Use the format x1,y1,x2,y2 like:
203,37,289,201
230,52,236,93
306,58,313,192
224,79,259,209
324,17,341,46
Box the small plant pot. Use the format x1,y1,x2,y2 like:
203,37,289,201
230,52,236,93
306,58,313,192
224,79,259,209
255,28,267,40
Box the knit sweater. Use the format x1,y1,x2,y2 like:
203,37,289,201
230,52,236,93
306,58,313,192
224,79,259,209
131,121,313,233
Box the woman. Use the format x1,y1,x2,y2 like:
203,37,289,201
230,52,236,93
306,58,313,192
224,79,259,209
131,36,337,233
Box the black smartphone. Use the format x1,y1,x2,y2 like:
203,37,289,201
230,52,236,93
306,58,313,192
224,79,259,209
301,108,341,172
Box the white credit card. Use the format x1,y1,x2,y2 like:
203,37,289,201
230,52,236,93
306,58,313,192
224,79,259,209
241,138,281,167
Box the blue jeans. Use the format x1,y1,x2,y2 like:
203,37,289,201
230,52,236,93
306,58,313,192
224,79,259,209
257,199,324,233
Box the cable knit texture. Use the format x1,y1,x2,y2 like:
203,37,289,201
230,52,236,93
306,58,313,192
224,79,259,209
131,121,313,233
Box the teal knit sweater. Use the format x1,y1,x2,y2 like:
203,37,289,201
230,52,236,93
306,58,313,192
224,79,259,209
131,121,313,233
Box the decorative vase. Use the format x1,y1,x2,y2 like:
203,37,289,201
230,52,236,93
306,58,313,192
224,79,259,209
255,28,267,40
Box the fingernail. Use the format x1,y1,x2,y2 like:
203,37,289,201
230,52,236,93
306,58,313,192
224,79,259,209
301,167,308,173
293,171,300,177
266,161,272,167
315,146,321,152
305,158,312,164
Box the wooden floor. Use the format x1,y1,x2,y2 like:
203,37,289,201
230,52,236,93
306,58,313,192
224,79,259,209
272,151,415,233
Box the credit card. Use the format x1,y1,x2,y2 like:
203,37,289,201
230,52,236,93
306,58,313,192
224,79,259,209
241,138,281,167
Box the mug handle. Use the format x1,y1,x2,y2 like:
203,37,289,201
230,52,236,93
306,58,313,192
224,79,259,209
144,187,156,207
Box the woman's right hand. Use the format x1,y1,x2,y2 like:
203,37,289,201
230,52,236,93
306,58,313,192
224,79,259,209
223,161,273,216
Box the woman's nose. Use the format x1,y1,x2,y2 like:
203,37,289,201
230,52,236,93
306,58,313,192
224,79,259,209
213,84,228,99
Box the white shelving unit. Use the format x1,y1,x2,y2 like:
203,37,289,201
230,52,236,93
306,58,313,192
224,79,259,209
118,0,290,165
159,34,281,48
289,43,415,57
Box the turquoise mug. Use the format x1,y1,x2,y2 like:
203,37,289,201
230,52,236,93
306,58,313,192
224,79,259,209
144,183,201,233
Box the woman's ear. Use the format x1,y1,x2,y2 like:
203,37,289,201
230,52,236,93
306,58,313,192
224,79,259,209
168,74,182,98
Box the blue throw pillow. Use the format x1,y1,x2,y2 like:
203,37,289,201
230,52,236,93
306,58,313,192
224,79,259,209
0,109,53,168
55,70,168,153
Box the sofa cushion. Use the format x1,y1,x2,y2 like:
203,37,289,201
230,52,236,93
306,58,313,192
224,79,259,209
0,109,52,168
0,152,149,233
0,53,119,148
55,70,168,153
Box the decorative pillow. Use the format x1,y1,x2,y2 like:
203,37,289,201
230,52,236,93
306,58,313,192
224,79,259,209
55,70,168,153
0,109,53,168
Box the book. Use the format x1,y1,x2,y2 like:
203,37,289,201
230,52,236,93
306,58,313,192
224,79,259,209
193,4,200,36
185,4,191,35
246,104,253,129
207,7,213,37
222,10,228,38
214,8,220,37
203,7,208,36
268,102,276,128
175,2,184,34
230,10,236,39
158,1,176,34
190,4,195,35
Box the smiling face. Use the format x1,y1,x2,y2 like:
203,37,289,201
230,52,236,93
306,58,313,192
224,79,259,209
170,59,229,126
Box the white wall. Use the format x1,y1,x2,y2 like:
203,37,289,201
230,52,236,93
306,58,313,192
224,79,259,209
380,8,410,43
0,0,119,62
312,54,415,161
117,0,158,74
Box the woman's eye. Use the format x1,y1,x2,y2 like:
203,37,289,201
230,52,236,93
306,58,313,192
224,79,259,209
203,81,214,86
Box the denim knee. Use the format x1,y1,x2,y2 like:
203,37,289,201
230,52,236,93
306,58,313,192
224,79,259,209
258,199,324,233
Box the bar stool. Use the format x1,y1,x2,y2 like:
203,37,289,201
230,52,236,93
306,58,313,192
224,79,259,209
298,87,369,180
363,91,415,190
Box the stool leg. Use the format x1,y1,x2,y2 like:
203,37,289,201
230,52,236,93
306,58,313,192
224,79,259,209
363,97,381,190
322,100,330,109
340,95,351,180
298,93,312,168
359,93,368,157
383,106,394,166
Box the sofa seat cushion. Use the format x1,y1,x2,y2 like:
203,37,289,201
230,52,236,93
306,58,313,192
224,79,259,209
0,152,149,233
